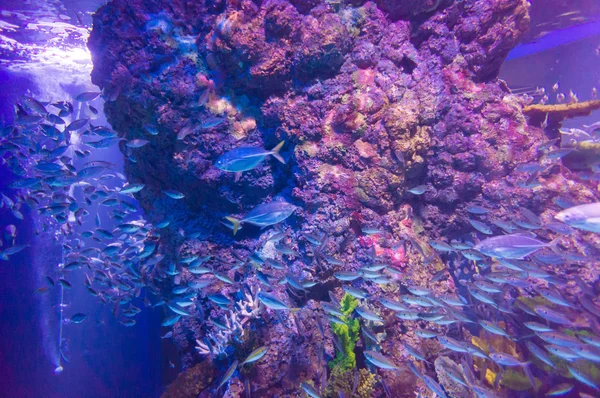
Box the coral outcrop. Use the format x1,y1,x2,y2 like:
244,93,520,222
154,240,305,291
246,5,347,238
87,0,596,396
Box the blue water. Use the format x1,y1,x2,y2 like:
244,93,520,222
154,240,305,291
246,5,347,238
0,69,162,397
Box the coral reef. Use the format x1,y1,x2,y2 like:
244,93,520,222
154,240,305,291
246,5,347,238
85,0,598,396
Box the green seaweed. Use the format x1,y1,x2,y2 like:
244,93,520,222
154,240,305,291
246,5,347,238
329,293,360,371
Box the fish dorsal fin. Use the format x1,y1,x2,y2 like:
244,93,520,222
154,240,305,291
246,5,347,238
511,232,537,238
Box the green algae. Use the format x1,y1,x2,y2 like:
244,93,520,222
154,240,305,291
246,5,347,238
329,293,360,372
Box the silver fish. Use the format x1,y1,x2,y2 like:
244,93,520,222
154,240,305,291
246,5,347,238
215,141,285,172
363,350,399,370
474,233,557,259
226,201,297,235
555,203,600,233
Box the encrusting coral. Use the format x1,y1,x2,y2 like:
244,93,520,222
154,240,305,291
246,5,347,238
161,360,214,398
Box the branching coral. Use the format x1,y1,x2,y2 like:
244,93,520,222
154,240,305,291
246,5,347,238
195,311,243,356
236,286,264,319
196,286,263,357
523,100,600,127
329,293,360,372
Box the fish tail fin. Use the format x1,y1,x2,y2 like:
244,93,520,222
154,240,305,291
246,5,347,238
548,237,562,254
270,140,285,164
225,216,241,235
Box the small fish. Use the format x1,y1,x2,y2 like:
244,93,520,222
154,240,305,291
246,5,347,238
422,375,449,398
214,273,234,284
534,306,572,325
546,148,574,160
403,342,428,362
119,184,145,194
526,341,554,368
361,325,379,343
257,292,289,310
415,329,440,339
327,314,345,325
450,240,473,250
515,162,543,173
300,383,322,398
23,97,47,115
490,219,517,233
155,220,170,228
215,141,285,172
275,243,297,255
334,271,361,281
201,116,225,129
469,219,493,235
429,240,454,252
361,227,382,235
241,346,268,365
461,250,486,261
406,286,432,296
489,353,529,367
567,366,599,390
163,190,185,200
555,203,600,233
466,205,490,214
580,335,600,348
395,311,421,321
471,385,500,398
380,298,408,312
36,286,50,294
479,320,511,338
438,336,468,353
364,350,399,370
323,255,343,266
322,302,344,318
70,313,87,323
355,306,382,322
408,185,427,195
161,314,181,327
65,118,89,132
218,360,238,389
126,139,150,148
303,233,322,245
207,294,232,306
342,285,368,299
524,322,553,332
545,383,573,396
535,331,583,348
74,92,101,102
58,279,72,288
